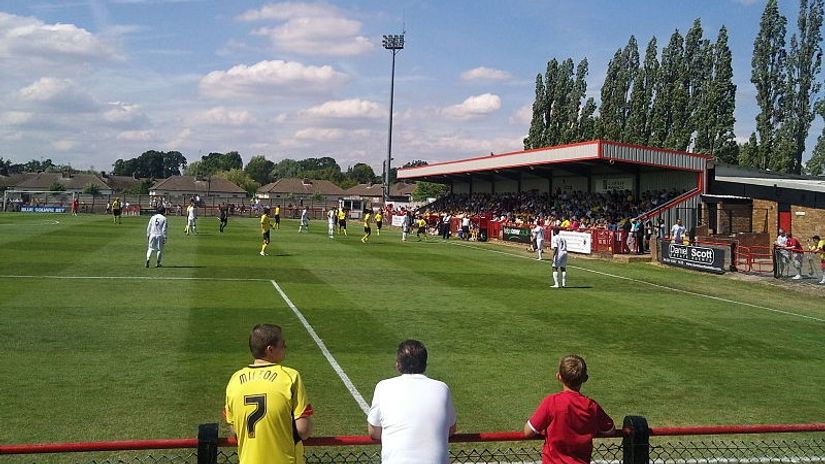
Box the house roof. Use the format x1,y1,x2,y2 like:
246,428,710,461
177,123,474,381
258,178,345,196
345,183,384,196
151,176,246,193
390,182,416,197
0,173,37,189
100,174,147,192
13,172,111,191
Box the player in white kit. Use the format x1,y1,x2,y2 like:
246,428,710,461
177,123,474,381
146,206,168,268
551,227,568,288
532,224,545,260
327,208,336,239
298,207,310,233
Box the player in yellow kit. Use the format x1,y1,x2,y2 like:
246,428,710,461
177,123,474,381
225,324,313,464
361,210,372,243
337,208,348,236
374,211,383,236
260,208,273,256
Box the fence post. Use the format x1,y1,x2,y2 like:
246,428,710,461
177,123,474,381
197,423,219,464
622,415,650,464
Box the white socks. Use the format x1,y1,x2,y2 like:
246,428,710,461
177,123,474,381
562,271,566,287
552,271,567,287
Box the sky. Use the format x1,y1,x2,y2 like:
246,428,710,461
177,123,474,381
0,0,819,174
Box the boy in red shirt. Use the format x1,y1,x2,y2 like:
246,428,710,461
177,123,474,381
524,354,615,464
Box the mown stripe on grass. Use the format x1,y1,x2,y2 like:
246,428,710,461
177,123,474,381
447,241,825,324
270,279,371,414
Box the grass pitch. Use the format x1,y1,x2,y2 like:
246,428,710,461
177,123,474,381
1,212,823,450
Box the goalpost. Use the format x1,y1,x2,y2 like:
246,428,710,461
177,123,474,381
2,189,75,212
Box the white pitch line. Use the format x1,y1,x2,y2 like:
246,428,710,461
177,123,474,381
270,279,370,415
0,274,270,282
447,242,825,324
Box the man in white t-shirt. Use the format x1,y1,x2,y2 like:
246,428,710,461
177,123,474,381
551,227,568,288
670,218,685,244
298,207,309,233
146,206,168,268
185,202,197,235
775,228,789,276
327,208,336,239
461,216,471,240
532,224,545,260
368,340,457,464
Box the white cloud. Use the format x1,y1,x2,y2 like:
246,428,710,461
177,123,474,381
442,93,502,120
274,113,288,123
300,99,384,119
509,103,533,125
199,60,348,99
116,130,155,141
18,77,99,112
294,127,371,140
460,66,512,81
103,102,147,125
191,107,256,126
0,111,33,125
0,12,120,66
240,2,373,56
51,139,76,151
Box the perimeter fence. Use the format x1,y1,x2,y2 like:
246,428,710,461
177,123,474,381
2,418,824,464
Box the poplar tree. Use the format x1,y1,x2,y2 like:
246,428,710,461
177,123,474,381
695,26,738,163
599,37,639,141
749,0,787,170
542,59,560,146
626,37,659,145
524,74,546,150
779,0,824,173
577,98,598,140
651,30,686,148
561,59,589,143
807,106,825,174
548,59,575,146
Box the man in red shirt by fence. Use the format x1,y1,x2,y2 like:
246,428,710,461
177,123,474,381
524,354,615,464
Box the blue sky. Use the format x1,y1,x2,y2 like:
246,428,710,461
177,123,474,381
0,0,816,173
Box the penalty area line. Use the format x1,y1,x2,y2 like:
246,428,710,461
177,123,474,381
270,279,370,415
447,241,825,324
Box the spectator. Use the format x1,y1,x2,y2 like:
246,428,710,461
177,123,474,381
368,340,456,464
785,233,804,280
524,354,614,464
811,235,825,284
775,228,789,276
225,324,313,464
670,218,685,244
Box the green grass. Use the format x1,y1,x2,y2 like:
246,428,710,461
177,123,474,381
1,212,823,451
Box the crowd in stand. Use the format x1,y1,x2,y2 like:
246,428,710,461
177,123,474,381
422,188,685,229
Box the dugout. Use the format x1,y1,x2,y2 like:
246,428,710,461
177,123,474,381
397,140,710,232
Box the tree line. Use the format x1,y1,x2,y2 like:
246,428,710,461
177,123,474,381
524,0,825,176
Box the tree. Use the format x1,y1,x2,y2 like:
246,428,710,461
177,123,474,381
749,0,788,170
244,155,275,185
48,181,65,191
563,58,590,143
542,59,560,146
807,103,825,175
738,132,761,166
271,159,302,179
650,30,686,148
695,26,738,163
197,151,243,175
524,74,547,149
215,169,260,196
346,163,377,184
82,183,102,210
412,182,447,201
577,98,598,140
626,37,659,145
599,37,639,142
778,0,824,173
112,150,186,178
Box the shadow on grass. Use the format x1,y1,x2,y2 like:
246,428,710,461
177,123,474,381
158,265,207,269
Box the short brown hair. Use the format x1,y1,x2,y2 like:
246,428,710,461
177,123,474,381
396,339,427,374
558,354,589,389
249,324,282,358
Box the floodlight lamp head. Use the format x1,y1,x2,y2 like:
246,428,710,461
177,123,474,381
382,34,405,50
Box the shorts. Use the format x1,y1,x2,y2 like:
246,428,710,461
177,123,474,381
339,219,347,228
113,208,122,216
274,215,280,224
188,217,196,226
462,225,470,234
417,227,426,234
262,230,270,243
536,239,544,250
364,226,371,234
377,221,383,229
553,253,568,268
148,236,165,251
219,216,228,224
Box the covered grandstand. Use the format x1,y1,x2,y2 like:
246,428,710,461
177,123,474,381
397,140,711,234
